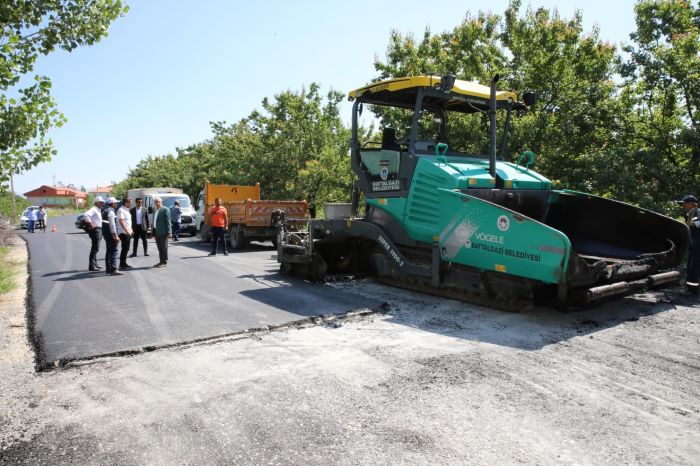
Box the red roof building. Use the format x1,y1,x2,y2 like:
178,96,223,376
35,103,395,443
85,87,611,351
87,185,113,197
24,185,87,208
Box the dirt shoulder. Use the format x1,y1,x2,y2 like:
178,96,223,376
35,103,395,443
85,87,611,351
0,235,42,452
0,236,698,465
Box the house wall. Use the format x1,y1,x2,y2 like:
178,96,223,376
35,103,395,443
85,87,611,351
27,196,85,207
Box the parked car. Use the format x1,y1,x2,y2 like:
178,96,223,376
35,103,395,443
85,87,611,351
19,206,40,229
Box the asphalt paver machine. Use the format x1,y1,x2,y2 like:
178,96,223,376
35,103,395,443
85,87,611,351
277,75,688,309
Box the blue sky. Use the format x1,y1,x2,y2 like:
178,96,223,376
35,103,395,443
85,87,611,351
13,0,638,195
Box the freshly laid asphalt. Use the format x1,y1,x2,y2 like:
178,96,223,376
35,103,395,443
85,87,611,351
21,215,378,366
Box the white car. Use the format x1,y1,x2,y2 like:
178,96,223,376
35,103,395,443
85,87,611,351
19,206,41,229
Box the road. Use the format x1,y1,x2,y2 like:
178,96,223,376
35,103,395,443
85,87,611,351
20,215,378,367
2,220,698,464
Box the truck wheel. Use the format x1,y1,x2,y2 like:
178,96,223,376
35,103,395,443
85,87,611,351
229,224,249,250
309,252,327,282
200,224,209,242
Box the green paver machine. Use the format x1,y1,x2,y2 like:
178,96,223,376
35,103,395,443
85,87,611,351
277,75,689,309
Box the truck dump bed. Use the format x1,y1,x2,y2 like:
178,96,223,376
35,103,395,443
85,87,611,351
201,181,308,246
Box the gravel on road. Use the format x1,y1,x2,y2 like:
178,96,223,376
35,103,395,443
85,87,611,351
1,238,699,465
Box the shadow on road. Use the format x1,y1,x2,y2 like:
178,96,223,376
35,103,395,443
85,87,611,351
379,288,687,351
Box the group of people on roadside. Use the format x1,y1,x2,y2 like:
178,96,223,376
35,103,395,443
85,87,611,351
25,206,47,233
77,192,698,287
83,196,176,276
82,195,228,276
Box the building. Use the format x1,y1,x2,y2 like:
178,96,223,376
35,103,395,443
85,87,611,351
87,185,113,198
24,185,87,208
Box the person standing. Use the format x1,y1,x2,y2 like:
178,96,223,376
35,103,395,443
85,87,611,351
37,206,47,232
83,197,105,271
170,200,182,242
117,197,133,270
27,207,37,233
152,197,172,267
208,197,228,256
102,197,121,276
679,194,700,295
129,197,149,257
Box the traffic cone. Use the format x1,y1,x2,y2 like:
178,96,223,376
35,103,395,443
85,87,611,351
51,225,56,232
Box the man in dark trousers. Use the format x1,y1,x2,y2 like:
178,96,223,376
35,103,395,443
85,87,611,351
83,196,106,271
208,197,228,256
152,196,172,268
679,194,700,295
102,197,122,276
130,197,149,257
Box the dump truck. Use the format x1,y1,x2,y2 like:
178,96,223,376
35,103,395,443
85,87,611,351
276,75,689,309
196,181,308,249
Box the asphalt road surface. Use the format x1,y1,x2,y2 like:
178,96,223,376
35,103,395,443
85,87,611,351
21,215,378,367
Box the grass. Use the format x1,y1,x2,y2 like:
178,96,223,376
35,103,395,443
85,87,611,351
0,246,20,294
46,206,85,216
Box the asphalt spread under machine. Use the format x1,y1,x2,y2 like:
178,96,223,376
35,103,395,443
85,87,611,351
276,75,689,310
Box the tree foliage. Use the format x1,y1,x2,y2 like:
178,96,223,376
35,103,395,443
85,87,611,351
367,0,699,214
611,0,700,211
113,85,355,214
0,0,128,185
116,0,698,216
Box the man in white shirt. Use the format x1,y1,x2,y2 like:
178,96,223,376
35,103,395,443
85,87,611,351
117,198,134,270
83,196,106,271
130,197,149,257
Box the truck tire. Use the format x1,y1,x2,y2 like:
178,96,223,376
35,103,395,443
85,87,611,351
200,223,209,242
229,224,249,250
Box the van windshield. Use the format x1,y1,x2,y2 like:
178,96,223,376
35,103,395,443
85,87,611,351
161,196,190,208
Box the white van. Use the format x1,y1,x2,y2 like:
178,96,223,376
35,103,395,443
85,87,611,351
126,188,197,236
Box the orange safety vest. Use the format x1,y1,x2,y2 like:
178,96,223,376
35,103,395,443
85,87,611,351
209,205,227,228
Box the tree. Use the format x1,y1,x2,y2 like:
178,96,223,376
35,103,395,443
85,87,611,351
371,11,505,152
114,84,360,215
210,84,355,212
500,1,618,191
615,0,700,212
0,0,128,186
372,2,620,190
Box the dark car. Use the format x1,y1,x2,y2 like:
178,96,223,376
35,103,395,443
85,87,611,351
75,214,89,232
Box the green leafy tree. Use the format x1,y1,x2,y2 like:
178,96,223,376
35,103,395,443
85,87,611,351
500,2,620,192
613,0,700,212
0,191,28,221
371,11,504,152
0,0,128,186
371,2,619,193
115,84,359,215
211,84,355,213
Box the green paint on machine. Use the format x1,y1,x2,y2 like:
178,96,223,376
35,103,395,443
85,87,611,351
435,189,570,285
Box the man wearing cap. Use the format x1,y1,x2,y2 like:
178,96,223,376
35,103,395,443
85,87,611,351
102,197,122,276
679,194,700,295
83,196,106,271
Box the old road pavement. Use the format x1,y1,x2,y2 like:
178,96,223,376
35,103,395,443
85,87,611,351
21,215,378,368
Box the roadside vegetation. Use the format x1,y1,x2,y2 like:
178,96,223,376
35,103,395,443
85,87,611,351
0,193,30,224
0,246,18,294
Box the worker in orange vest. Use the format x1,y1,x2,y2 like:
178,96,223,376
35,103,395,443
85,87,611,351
208,197,229,256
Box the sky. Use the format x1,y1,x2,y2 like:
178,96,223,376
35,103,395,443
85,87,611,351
12,0,639,195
